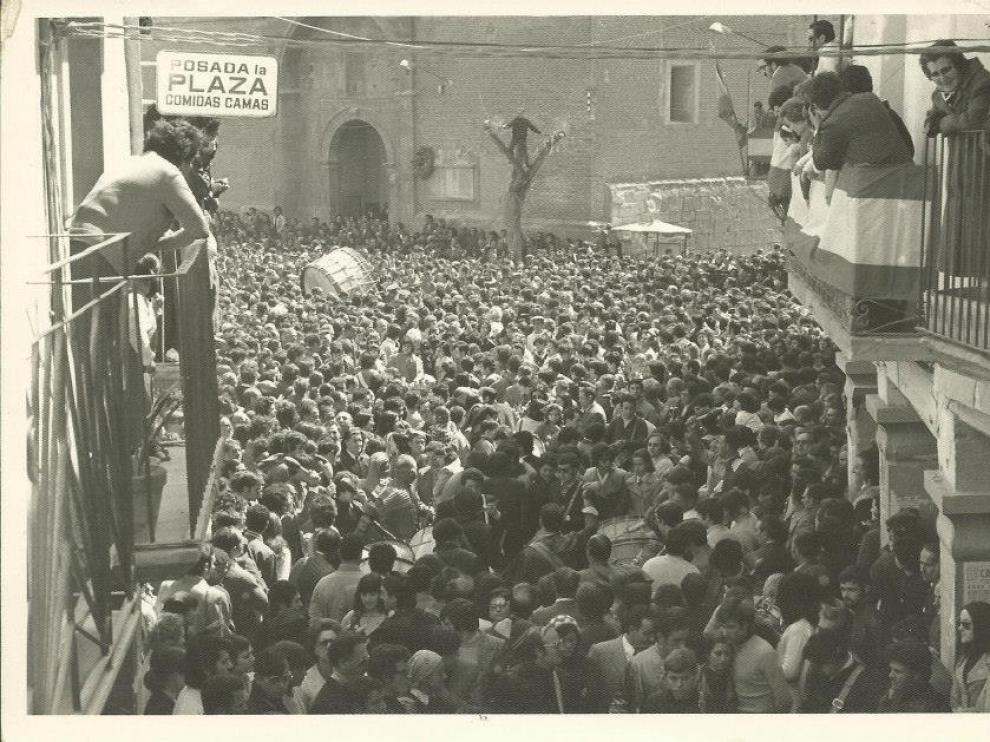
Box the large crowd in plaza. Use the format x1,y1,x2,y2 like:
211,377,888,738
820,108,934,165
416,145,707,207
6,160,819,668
67,21,990,715
140,197,990,714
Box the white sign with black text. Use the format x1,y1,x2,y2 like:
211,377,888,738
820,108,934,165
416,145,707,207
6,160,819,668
156,50,278,118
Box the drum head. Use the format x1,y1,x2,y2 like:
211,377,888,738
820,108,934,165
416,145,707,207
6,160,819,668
598,516,648,541
301,265,341,298
409,527,435,559
608,536,653,566
301,247,372,297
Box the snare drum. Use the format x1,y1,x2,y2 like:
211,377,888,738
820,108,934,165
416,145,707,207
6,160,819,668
301,247,373,298
361,540,416,574
409,527,435,559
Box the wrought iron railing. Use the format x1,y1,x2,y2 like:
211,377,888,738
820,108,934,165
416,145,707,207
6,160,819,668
28,235,219,713
921,130,990,352
29,233,143,713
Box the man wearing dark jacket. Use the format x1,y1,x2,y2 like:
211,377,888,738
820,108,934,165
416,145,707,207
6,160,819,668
840,65,915,157
511,504,576,584
800,630,886,713
804,72,913,172
503,111,541,166
432,517,480,575
309,634,371,713
370,572,441,653
607,393,652,444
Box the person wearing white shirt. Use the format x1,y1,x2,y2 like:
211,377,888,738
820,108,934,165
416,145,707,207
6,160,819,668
776,572,820,707
808,20,847,74
642,524,701,594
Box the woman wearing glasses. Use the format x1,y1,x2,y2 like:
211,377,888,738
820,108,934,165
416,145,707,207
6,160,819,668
950,601,990,712
920,40,990,137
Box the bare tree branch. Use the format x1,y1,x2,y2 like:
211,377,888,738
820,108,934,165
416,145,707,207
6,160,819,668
527,131,565,180
483,125,514,163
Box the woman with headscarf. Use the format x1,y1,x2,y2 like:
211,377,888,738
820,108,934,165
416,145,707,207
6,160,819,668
404,649,456,712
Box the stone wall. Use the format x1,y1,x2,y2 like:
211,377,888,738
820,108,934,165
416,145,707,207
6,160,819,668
608,177,782,256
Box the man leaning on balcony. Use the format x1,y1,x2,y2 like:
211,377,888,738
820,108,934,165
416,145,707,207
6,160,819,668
920,40,990,137
801,72,913,173
68,118,210,306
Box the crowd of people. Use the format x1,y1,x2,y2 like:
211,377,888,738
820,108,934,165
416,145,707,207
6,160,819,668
137,201,990,715
76,23,990,717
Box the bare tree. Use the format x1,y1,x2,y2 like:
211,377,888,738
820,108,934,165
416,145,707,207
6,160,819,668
483,121,565,259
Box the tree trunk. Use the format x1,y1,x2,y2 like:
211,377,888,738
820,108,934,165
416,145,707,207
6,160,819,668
505,184,528,260
483,125,563,261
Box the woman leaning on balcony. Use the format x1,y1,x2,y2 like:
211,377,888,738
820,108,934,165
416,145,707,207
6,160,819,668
920,40,990,137
920,40,990,283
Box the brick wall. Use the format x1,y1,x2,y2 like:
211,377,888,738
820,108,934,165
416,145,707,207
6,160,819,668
141,16,810,236
609,177,782,256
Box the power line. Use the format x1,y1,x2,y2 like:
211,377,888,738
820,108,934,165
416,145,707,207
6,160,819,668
58,21,990,61
271,16,426,50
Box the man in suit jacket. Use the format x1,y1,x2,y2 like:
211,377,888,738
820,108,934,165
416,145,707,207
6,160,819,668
571,384,608,433
607,394,653,445
510,504,577,584
582,444,629,521
586,604,657,712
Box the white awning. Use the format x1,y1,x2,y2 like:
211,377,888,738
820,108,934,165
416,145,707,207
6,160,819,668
612,219,692,236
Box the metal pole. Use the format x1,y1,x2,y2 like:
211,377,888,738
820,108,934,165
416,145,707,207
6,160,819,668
838,15,846,71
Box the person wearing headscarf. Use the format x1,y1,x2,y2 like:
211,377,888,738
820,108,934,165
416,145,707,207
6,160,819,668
404,649,457,712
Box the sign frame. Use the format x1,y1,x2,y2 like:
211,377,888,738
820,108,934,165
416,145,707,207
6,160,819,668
155,50,279,119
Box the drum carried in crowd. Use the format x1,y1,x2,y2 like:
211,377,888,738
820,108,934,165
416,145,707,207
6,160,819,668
597,516,653,566
301,246,374,298
409,526,435,559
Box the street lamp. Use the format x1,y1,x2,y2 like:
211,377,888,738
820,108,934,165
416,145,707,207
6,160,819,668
399,58,451,95
708,22,768,47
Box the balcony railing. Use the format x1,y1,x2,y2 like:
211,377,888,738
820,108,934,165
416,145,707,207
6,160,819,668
28,233,143,713
28,235,219,713
163,243,221,535
921,130,990,352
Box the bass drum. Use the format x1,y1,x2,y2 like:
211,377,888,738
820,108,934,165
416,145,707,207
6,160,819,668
361,540,416,574
598,516,652,566
301,247,373,298
409,527,435,559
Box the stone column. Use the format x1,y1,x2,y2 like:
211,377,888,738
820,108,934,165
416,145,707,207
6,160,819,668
837,354,878,497
869,397,939,545
926,405,990,666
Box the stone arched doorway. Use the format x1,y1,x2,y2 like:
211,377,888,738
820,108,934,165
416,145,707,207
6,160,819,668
327,119,388,219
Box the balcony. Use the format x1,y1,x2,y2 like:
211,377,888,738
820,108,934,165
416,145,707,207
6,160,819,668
921,130,990,354
785,130,990,364
27,235,221,713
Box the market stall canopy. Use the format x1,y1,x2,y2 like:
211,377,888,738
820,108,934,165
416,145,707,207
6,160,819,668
612,219,693,235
